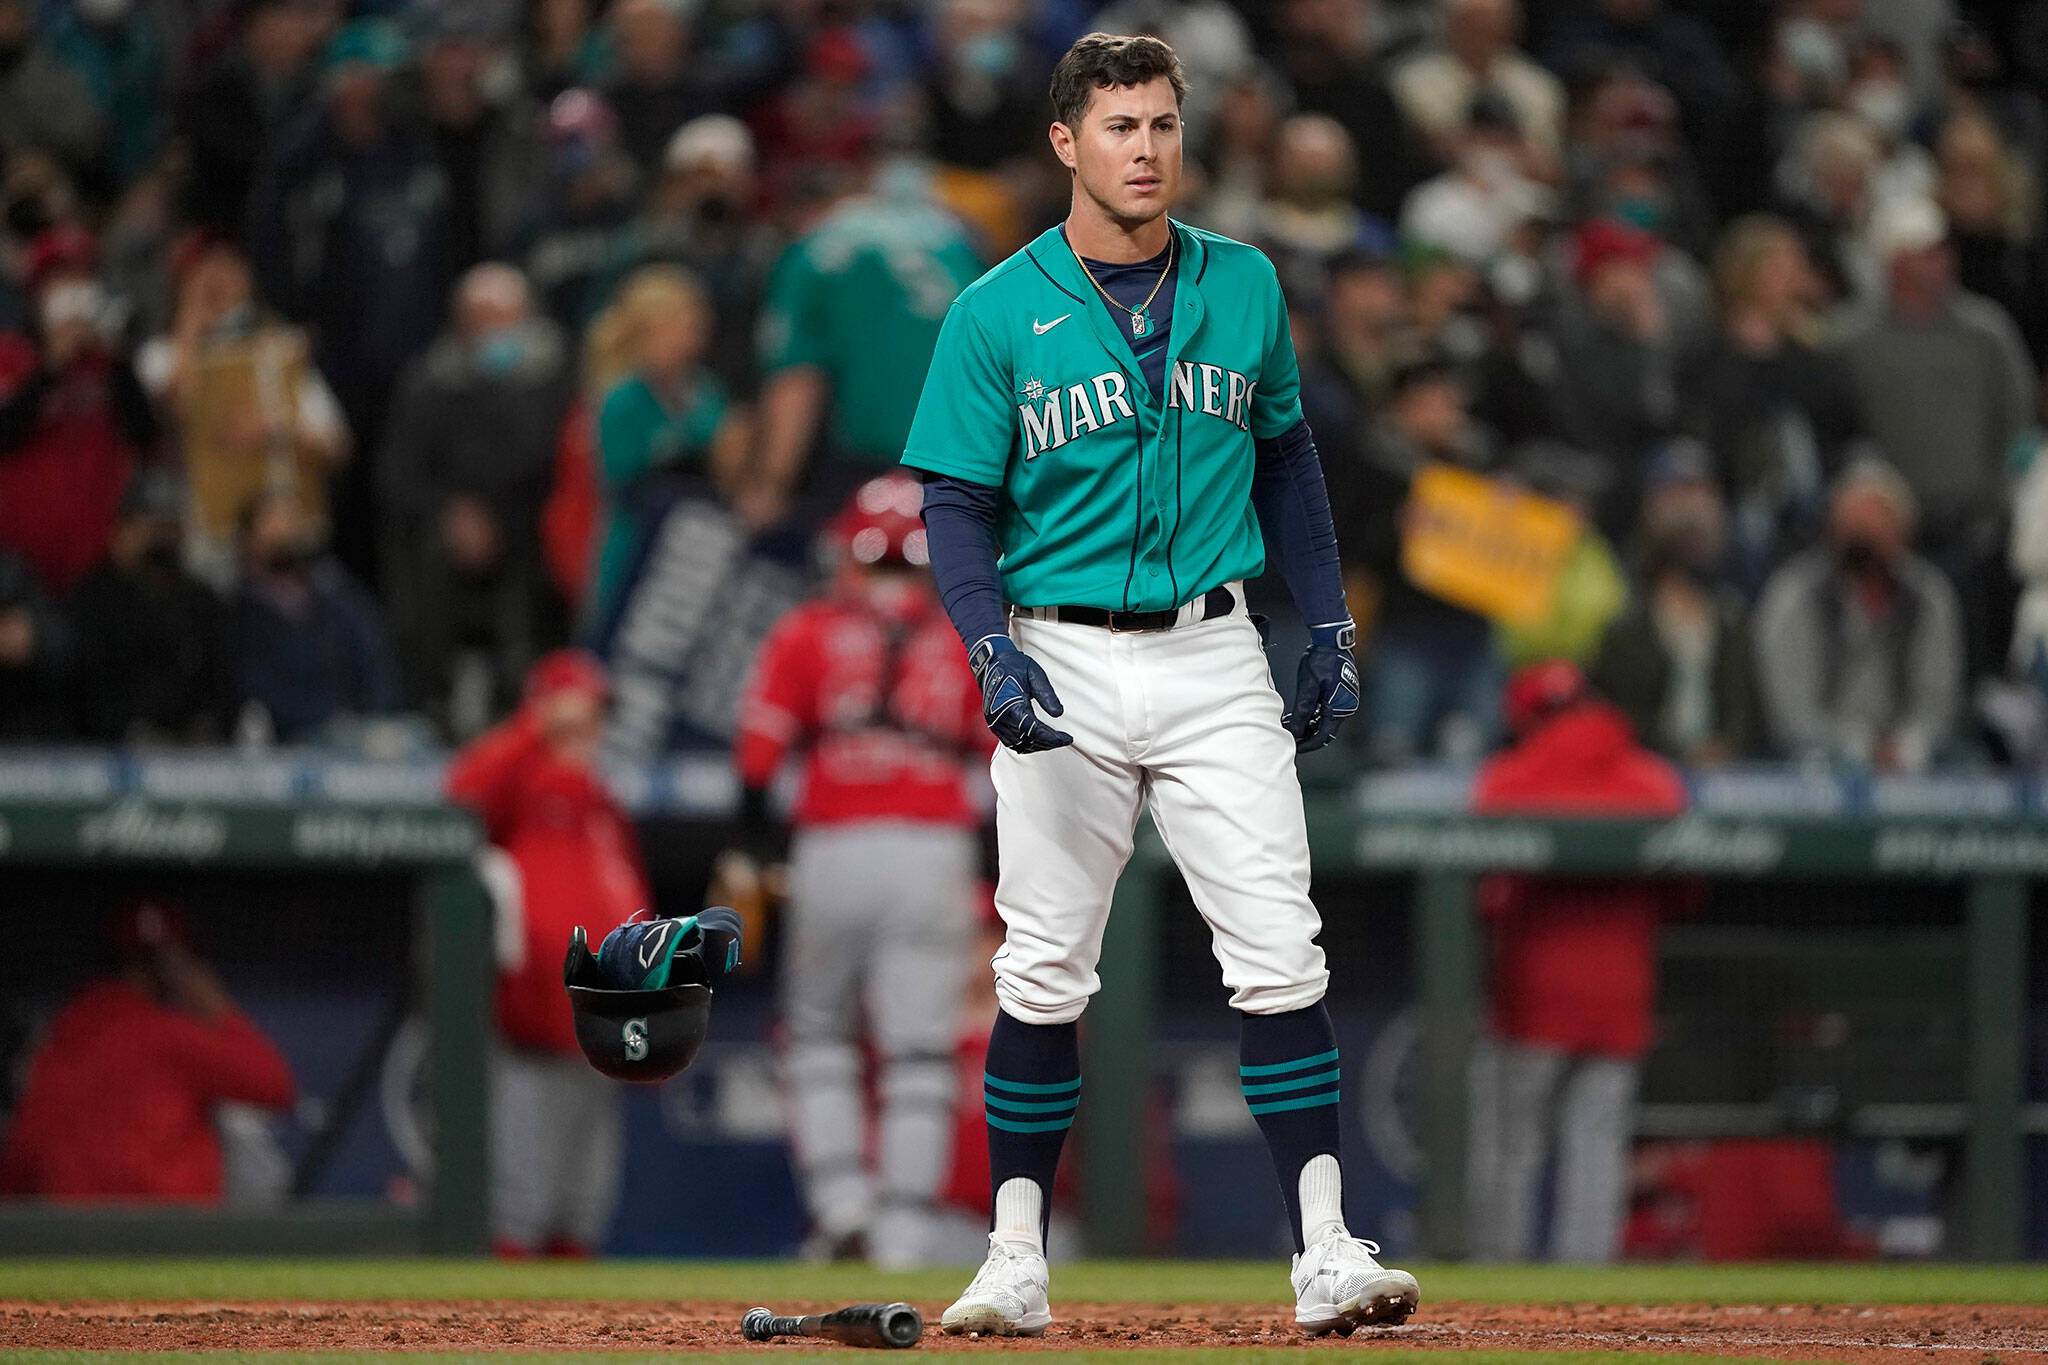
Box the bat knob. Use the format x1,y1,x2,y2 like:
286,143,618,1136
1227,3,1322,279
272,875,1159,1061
742,1307,773,1341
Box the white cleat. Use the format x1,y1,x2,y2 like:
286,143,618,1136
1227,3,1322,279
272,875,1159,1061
1290,1234,1421,1336
939,1234,1052,1337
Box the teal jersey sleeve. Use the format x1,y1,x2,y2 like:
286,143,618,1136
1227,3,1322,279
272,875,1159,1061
1249,272,1305,439
901,299,1013,485
757,242,828,373
597,378,661,488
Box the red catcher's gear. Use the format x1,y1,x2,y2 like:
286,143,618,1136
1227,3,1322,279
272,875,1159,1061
827,472,929,566
1471,702,1693,1059
447,710,649,1054
734,587,989,827
0,980,295,1202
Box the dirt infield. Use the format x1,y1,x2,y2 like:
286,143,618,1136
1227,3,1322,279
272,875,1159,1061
8,1300,2048,1360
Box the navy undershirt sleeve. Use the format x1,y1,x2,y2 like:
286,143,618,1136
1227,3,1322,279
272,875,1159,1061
919,472,1009,648
1251,417,1348,629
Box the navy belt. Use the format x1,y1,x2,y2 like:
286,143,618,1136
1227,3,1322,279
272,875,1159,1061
1018,585,1237,632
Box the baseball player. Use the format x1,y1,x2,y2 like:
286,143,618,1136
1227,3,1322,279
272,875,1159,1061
731,472,993,1268
902,33,1420,1337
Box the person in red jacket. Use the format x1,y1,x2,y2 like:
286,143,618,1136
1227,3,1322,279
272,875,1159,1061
0,898,295,1202
731,472,991,1268
445,648,648,1257
1467,658,1692,1263
0,225,157,595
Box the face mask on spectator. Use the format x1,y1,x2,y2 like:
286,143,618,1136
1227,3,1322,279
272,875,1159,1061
40,279,105,334
475,328,531,376
1779,19,1846,90
210,302,258,339
1834,537,1886,578
1850,81,1912,140
141,532,182,573
264,542,316,576
960,31,1019,79
1465,147,1520,189
876,157,933,204
554,137,601,179
1488,253,1542,308
1645,516,1721,581
5,194,50,240
695,191,741,226
1440,310,1490,363
1609,193,1668,233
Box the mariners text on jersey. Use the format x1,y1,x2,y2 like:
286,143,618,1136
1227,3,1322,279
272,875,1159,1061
1017,362,1256,460
902,220,1305,614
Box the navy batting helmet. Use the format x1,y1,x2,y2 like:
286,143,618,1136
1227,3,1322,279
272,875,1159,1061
563,908,743,1083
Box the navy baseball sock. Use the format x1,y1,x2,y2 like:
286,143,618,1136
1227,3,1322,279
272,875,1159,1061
983,1008,1080,1252
1240,1003,1344,1253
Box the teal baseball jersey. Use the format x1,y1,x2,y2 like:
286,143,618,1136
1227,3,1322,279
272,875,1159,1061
758,196,983,463
901,220,1303,613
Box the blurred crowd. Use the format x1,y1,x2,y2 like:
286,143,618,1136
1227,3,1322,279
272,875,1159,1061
3,0,2048,775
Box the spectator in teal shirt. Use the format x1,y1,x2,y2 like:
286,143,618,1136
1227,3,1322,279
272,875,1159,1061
588,265,745,630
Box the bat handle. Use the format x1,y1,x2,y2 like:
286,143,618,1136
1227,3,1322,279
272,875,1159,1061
742,1308,809,1341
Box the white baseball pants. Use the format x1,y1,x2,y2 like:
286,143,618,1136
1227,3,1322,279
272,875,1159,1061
991,603,1330,1024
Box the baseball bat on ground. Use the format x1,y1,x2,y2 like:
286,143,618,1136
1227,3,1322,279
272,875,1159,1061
742,1303,923,1348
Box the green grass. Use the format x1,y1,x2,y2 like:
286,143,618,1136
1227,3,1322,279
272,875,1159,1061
0,1355,1846,1365
0,1258,2041,1306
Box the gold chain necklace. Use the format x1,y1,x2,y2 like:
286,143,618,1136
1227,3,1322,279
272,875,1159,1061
1071,229,1175,338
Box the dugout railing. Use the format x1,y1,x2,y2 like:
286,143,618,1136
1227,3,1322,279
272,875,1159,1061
1086,792,2039,1262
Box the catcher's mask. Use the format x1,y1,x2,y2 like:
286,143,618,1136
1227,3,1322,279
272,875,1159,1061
563,908,743,1083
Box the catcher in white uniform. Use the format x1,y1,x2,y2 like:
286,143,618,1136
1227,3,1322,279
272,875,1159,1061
903,31,1420,1338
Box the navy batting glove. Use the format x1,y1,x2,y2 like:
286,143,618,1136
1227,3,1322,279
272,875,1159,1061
969,634,1073,754
1284,620,1361,753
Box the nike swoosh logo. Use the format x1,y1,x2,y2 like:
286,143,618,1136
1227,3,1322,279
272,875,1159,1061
637,923,671,970
1033,314,1070,334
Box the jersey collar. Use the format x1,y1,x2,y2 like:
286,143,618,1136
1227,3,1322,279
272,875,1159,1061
1026,219,1209,405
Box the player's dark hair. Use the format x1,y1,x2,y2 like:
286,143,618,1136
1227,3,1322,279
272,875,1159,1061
1049,32,1186,129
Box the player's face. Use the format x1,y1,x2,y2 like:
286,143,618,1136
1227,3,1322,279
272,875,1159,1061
1053,78,1183,227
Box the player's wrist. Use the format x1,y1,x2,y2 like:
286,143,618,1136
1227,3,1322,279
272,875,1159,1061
1307,620,1356,652
968,633,1017,676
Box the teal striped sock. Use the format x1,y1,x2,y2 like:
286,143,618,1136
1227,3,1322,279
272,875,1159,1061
1240,1004,1343,1252
983,1011,1079,1245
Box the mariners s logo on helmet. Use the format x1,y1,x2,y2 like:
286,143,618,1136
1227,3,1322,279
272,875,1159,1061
622,1018,650,1062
